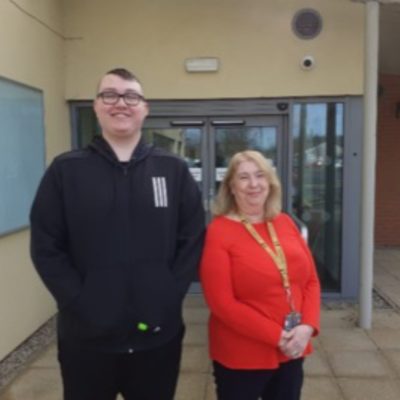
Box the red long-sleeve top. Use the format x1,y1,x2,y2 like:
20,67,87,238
200,213,320,369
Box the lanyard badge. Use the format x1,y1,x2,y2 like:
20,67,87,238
284,311,302,331
283,286,302,331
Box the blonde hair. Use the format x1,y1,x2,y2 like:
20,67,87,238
213,150,282,220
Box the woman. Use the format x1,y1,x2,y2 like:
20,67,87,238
200,150,320,400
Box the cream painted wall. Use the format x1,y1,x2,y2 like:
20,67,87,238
0,0,69,361
64,0,365,100
0,0,366,362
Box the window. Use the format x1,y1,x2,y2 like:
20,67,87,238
0,78,45,235
292,102,344,292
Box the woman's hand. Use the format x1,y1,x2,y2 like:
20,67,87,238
279,324,314,359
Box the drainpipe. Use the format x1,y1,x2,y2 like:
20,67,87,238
359,0,379,329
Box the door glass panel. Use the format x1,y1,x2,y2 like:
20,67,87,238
214,126,277,190
142,128,202,189
292,103,344,292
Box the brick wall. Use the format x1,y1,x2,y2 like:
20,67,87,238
375,74,400,246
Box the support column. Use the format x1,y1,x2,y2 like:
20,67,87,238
359,0,379,329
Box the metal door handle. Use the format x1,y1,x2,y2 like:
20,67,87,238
170,120,205,126
211,120,245,126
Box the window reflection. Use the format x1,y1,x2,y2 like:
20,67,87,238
215,127,277,167
77,108,100,148
214,126,277,192
142,128,202,189
142,128,201,165
292,103,344,292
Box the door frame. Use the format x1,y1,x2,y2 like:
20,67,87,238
145,98,290,209
69,96,363,298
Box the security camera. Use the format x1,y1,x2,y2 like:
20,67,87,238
277,102,289,111
301,56,315,70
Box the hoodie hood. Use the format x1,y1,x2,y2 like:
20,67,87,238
88,135,153,166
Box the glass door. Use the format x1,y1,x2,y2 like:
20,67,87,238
143,116,285,292
292,102,344,292
209,117,283,211
143,116,285,219
142,119,207,214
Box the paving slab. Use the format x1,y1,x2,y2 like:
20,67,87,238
382,349,400,378
301,377,344,400
175,372,208,400
372,310,400,329
0,368,62,400
184,307,209,324
329,350,391,377
320,309,357,329
374,275,400,295
180,345,210,373
368,328,400,350
204,373,217,400
375,248,399,263
379,261,400,280
389,269,400,280
183,295,207,308
310,336,322,351
319,328,377,352
380,287,400,307
338,377,400,400
183,323,208,346
304,351,333,376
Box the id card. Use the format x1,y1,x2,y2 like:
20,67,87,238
284,311,302,331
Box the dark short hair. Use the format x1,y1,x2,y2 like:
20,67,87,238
96,68,143,94
105,68,140,83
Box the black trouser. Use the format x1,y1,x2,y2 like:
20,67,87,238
58,331,183,400
213,358,304,400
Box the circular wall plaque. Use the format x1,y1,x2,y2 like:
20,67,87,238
292,8,323,40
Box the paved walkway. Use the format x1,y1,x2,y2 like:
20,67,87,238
0,247,400,400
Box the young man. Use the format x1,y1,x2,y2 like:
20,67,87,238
30,68,205,400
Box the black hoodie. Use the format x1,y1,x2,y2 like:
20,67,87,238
30,136,205,351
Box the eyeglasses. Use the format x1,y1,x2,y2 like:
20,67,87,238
97,91,145,106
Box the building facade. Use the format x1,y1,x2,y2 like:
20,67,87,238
0,0,399,362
